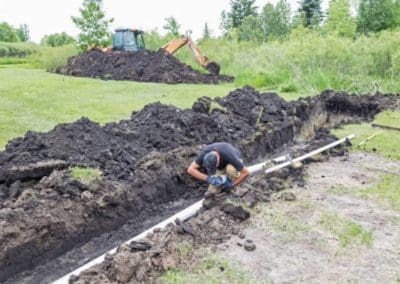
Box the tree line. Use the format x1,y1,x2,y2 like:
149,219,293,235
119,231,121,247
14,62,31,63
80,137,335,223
1,0,400,50
220,0,400,41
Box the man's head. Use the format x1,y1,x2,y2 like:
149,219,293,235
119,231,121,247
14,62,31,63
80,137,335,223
203,152,218,175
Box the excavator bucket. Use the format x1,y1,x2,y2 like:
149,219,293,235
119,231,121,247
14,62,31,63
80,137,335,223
205,61,220,75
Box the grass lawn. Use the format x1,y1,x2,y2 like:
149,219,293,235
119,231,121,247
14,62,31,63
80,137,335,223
332,111,400,160
0,68,235,149
0,68,306,150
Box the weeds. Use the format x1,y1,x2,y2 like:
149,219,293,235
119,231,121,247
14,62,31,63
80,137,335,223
177,241,193,259
332,111,400,160
318,213,373,248
70,166,102,186
162,251,256,284
260,206,309,241
360,174,400,210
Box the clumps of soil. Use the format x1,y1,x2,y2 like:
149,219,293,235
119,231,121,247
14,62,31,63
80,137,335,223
71,207,245,284
0,87,398,281
52,48,234,84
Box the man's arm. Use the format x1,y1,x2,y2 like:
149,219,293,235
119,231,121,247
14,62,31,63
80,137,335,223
187,161,208,181
233,167,250,187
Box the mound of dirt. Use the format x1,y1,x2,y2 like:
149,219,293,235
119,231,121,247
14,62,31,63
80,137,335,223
52,48,234,84
0,87,398,282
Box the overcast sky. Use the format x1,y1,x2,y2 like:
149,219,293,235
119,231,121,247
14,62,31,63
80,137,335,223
0,0,325,43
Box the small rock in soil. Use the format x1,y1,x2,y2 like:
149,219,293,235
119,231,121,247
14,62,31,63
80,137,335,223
280,192,297,201
244,239,256,251
80,191,93,202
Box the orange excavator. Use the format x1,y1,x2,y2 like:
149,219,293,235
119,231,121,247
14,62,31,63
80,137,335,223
162,37,220,75
110,29,220,75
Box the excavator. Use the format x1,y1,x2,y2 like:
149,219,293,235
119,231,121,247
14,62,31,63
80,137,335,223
111,28,220,75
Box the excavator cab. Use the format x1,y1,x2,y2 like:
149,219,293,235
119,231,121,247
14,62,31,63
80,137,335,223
112,28,145,52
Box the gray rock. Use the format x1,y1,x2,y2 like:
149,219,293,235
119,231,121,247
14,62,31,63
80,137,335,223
244,239,256,251
81,190,93,202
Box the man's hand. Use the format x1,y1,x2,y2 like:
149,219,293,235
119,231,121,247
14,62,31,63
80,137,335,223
206,176,227,187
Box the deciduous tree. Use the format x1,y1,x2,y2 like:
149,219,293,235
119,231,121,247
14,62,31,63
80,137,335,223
15,24,29,42
324,0,356,37
0,22,20,42
71,0,113,50
357,0,398,34
163,17,181,37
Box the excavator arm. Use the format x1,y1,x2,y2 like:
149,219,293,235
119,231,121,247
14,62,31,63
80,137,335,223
162,36,220,75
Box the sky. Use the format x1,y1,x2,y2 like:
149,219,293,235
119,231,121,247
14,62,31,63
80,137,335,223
0,0,320,43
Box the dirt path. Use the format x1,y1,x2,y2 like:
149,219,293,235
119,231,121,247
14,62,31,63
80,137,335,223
220,152,400,283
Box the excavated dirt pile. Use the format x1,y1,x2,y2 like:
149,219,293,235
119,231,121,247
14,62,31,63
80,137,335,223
0,87,398,282
52,48,234,84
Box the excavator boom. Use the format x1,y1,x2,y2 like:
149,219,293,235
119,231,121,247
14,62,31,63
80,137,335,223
162,36,220,75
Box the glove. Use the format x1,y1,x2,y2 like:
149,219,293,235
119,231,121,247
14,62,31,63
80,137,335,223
206,175,227,187
224,178,234,189
220,178,234,193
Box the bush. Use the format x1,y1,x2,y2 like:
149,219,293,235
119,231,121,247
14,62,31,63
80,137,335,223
0,42,38,57
41,32,76,47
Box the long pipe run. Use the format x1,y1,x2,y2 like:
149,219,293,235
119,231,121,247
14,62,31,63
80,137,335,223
54,135,354,284
264,135,354,174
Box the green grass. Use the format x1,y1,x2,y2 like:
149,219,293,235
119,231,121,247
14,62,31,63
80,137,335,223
161,252,256,284
177,241,193,259
332,111,400,160
259,206,309,242
0,68,234,149
318,213,373,248
360,174,400,211
70,166,102,186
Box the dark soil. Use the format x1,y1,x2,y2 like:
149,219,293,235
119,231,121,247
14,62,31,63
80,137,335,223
0,87,398,282
51,48,234,84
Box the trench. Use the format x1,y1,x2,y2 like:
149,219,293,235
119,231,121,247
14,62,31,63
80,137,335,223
0,87,398,283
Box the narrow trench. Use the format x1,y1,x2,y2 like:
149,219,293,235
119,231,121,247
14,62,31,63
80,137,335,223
0,88,398,283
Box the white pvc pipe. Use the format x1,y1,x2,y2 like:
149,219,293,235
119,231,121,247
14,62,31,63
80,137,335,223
54,199,204,284
53,156,283,283
54,135,354,284
265,135,355,174
248,154,287,175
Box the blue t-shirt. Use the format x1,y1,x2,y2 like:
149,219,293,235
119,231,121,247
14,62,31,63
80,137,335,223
195,142,244,171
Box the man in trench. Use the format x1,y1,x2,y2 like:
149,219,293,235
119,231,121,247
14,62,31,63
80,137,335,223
187,142,250,194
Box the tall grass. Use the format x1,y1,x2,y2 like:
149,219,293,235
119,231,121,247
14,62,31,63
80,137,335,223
177,29,400,94
28,44,79,69
0,41,39,57
3,29,400,94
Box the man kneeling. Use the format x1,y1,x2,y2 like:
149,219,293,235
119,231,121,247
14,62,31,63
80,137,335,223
187,142,250,193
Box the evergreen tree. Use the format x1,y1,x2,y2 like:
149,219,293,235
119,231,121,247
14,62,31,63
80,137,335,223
71,0,114,51
324,0,356,37
221,0,258,32
163,17,181,36
297,0,322,27
202,22,212,39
